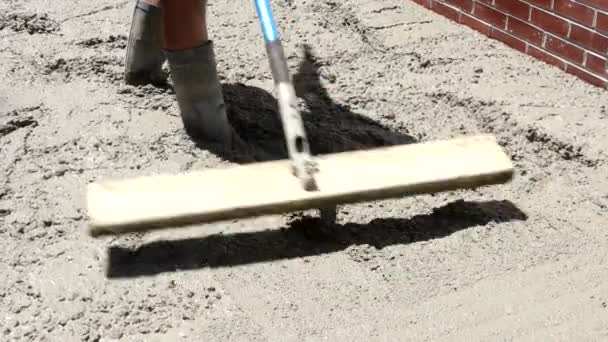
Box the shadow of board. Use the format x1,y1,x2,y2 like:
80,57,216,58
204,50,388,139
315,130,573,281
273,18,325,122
106,199,527,278
106,45,524,278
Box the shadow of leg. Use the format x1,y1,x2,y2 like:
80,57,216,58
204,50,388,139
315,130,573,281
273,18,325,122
189,43,416,163
292,44,417,155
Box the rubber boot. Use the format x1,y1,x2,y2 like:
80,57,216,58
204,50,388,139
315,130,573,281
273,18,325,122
165,41,233,146
124,0,166,85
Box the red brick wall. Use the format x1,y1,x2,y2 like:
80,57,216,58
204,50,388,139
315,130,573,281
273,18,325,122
411,0,608,89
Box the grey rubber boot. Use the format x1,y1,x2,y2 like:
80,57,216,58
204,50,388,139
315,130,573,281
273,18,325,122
165,41,233,146
124,1,166,85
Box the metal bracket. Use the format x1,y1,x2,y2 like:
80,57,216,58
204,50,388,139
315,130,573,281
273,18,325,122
276,82,319,191
255,0,319,191
264,39,319,191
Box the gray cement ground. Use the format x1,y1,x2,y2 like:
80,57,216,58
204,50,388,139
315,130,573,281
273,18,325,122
1,0,608,341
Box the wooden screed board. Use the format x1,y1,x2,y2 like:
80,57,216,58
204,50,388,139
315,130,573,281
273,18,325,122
86,135,514,237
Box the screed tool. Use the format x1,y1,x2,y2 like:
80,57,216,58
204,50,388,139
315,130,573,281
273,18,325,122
85,0,514,237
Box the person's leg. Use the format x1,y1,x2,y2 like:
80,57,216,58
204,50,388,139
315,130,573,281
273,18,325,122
163,0,233,145
124,0,165,85
162,0,207,49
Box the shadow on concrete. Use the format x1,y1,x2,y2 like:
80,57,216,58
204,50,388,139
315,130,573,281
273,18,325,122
191,44,416,163
104,45,525,278
106,199,528,278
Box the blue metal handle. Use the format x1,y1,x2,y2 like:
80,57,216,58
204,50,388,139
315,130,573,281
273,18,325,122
254,0,279,42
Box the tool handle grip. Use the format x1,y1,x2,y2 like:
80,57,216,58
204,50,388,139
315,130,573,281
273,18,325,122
255,0,279,42
255,0,291,84
254,0,289,83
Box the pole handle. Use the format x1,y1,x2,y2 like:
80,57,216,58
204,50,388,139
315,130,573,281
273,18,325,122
254,0,279,43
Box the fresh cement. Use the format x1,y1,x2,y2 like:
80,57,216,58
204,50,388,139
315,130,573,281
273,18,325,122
1,0,608,340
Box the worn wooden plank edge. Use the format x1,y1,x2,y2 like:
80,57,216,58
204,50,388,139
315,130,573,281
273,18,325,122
86,134,514,237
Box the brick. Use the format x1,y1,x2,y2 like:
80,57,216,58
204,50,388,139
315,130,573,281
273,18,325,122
530,8,570,38
545,35,586,64
494,0,531,21
585,53,608,77
527,45,567,69
491,28,528,52
553,0,595,26
569,25,608,55
473,2,508,29
460,13,492,35
597,11,608,35
508,17,545,45
431,0,461,22
565,63,608,88
412,0,432,8
572,0,608,12
445,0,474,12
523,0,552,9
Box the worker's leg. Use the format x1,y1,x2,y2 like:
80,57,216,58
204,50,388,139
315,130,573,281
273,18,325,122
124,0,165,85
162,0,207,50
163,0,232,145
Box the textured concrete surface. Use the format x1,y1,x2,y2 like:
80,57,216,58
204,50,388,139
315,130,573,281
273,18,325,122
1,0,607,341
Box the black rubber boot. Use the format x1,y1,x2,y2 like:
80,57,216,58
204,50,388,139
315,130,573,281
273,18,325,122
165,41,233,146
124,1,166,86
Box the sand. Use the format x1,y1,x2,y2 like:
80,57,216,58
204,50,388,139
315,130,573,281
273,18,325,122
1,0,607,341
